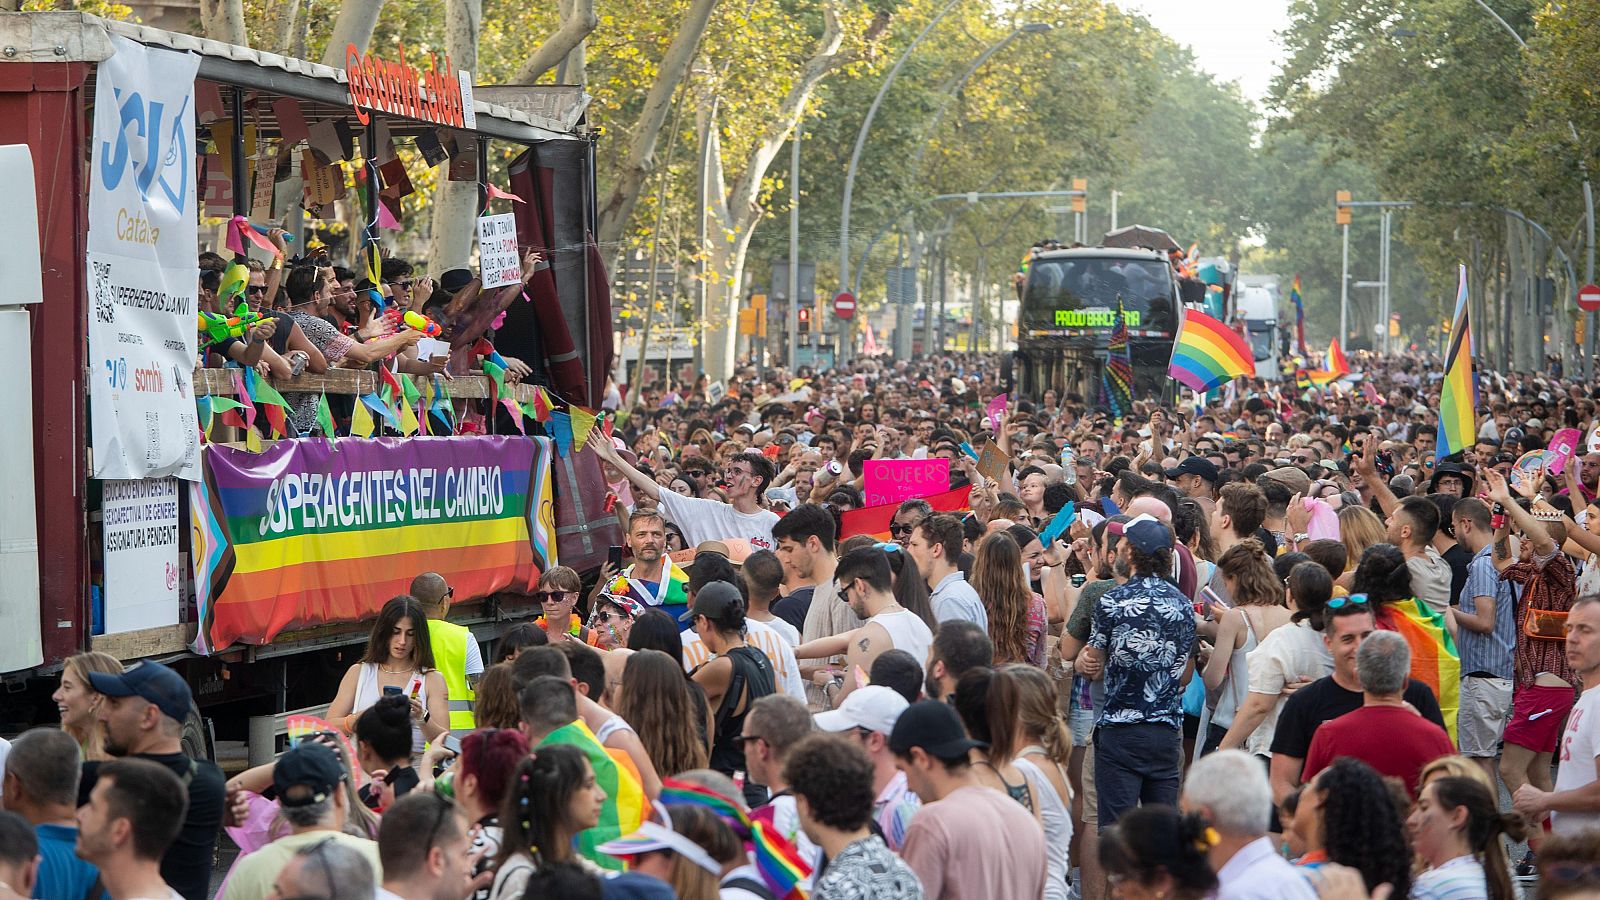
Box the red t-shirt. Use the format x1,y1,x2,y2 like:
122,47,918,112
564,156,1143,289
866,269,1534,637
1300,705,1455,797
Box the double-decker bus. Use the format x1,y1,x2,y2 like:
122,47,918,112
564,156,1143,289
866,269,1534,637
1012,247,1182,403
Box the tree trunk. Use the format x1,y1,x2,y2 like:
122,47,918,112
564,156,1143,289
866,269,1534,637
427,0,484,273
207,0,249,45
701,1,846,380
320,0,387,67
512,0,599,84
594,0,721,253
274,0,302,56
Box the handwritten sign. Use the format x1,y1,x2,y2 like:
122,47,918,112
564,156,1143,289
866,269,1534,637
863,459,950,507
986,394,1008,432
477,213,521,288
977,440,1008,482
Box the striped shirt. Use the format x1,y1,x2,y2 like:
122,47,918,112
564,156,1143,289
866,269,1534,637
1412,855,1489,900
1455,543,1517,680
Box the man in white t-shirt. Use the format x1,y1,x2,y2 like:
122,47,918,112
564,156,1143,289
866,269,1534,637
592,438,780,551
1513,596,1600,835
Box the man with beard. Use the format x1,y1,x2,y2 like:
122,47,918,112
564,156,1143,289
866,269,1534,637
78,663,224,900
823,548,935,704
594,509,690,623
74,759,187,900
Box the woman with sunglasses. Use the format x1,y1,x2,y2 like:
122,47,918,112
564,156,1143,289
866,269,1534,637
533,567,593,645
587,593,642,651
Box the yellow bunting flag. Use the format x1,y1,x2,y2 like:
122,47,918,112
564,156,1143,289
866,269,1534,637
398,399,420,436
245,427,263,453
571,407,598,451
350,397,376,438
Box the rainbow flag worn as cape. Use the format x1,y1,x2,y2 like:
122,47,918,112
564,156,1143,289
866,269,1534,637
607,562,690,611
1378,599,1461,743
1168,308,1254,393
660,780,811,900
1436,265,1476,461
539,719,645,870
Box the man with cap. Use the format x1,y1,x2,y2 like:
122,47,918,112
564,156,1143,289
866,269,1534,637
218,742,381,900
891,700,1046,900
1080,516,1196,827
79,662,225,900
1166,456,1220,502
1258,466,1312,556
815,685,920,850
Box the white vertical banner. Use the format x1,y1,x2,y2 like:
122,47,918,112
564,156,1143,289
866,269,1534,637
101,478,181,634
477,212,521,288
87,35,202,481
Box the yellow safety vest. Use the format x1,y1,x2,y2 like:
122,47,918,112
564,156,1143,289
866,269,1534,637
427,618,476,735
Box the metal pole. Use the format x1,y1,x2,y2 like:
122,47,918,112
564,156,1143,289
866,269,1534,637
695,98,717,377
1340,222,1350,344
788,124,801,373
1110,190,1119,232
838,0,964,323
1380,210,1391,355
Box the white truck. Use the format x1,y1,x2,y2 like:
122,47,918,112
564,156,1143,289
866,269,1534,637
1233,276,1282,381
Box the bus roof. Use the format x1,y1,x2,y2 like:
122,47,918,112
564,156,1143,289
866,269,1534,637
1032,247,1169,263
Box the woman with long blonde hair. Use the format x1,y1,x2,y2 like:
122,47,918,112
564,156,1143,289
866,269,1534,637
617,650,708,778
53,651,123,760
969,532,1043,665
1010,664,1074,900
1201,539,1293,754
1338,505,1386,588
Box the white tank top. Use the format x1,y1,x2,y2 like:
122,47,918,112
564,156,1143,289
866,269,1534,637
353,663,429,757
1015,753,1072,900
870,609,933,672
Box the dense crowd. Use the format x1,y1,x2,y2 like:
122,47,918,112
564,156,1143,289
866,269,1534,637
16,349,1600,900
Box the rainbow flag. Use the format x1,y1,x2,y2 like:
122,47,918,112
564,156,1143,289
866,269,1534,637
1327,337,1350,376
540,719,646,871
1436,265,1476,461
606,561,691,620
1290,275,1308,356
1168,307,1254,393
1377,599,1461,743
660,780,811,900
1101,298,1134,418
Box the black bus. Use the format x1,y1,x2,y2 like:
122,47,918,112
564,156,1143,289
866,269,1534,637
1012,247,1181,404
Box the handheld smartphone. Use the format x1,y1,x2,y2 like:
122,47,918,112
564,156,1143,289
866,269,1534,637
1200,585,1229,614
382,685,403,696
608,545,625,570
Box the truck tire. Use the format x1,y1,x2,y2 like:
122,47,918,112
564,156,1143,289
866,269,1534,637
181,704,214,762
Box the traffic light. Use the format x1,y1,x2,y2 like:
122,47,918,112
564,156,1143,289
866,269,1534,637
798,306,811,334
1335,190,1351,226
1072,178,1087,214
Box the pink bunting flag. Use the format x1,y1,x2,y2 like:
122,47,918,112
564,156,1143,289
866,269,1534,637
225,216,283,260
485,183,524,204
376,197,402,230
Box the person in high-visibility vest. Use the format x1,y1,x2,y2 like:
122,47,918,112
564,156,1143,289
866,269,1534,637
411,572,483,736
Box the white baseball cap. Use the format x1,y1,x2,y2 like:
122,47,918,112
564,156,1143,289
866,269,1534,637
814,685,909,735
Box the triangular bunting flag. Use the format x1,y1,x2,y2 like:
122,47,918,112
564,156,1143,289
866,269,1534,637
532,386,553,423
315,393,336,439
399,372,422,406
481,360,509,400
360,392,400,430
378,364,405,406
350,395,376,437
601,412,615,440
571,406,598,451
245,426,263,452
398,399,420,436
246,369,294,438
550,410,573,455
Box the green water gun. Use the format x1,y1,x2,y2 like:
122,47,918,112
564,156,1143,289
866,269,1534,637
198,300,266,348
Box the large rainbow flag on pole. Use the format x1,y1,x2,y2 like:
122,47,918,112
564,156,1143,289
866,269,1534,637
1290,275,1308,356
1436,264,1476,461
1168,307,1255,393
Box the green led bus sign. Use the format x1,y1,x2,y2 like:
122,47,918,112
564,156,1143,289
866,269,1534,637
1053,309,1141,327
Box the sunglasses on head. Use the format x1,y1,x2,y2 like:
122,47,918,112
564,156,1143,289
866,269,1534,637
874,541,902,553
1326,593,1371,610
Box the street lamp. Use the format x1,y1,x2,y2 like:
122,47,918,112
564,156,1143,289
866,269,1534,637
836,0,965,363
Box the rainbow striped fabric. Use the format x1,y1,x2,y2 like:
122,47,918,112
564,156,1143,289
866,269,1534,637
660,780,812,899
1291,275,1308,356
1168,307,1255,393
1378,598,1461,743
539,719,646,871
1101,298,1134,417
1436,265,1476,461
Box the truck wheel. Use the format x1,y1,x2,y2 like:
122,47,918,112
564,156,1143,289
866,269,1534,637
181,704,214,762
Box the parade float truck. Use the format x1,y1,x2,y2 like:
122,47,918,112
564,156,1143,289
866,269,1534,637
0,12,616,765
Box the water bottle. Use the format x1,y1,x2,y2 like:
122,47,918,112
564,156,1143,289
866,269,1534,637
1061,446,1077,485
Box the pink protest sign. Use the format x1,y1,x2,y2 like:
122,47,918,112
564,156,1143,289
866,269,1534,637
1550,428,1583,475
863,459,952,507
986,394,1008,432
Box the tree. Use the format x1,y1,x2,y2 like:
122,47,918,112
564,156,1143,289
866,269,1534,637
426,0,483,271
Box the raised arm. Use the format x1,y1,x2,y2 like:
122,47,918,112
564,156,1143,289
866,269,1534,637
1484,469,1558,558
591,436,663,503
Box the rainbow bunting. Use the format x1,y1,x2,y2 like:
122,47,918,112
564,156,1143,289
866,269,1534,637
539,720,644,871
1377,599,1461,743
1168,308,1255,393
246,368,293,438
1436,265,1476,461
349,396,376,437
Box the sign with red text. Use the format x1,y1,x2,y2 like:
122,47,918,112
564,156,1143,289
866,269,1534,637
863,459,951,507
345,44,475,130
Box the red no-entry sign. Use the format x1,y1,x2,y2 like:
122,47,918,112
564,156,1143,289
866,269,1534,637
1580,284,1600,312
834,291,856,319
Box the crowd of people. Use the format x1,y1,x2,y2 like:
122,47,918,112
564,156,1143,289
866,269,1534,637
19,349,1600,900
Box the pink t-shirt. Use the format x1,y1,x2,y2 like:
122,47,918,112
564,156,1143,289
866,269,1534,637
901,785,1047,900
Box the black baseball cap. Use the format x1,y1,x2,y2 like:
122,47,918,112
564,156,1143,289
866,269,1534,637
678,580,743,623
1164,456,1219,484
888,700,984,759
273,741,346,808
87,661,192,722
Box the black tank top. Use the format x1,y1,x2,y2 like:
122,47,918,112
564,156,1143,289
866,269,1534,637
702,644,776,776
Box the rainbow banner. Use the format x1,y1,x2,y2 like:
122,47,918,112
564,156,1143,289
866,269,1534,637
1378,598,1461,742
1168,307,1255,393
839,485,973,540
1436,264,1476,461
191,436,556,652
541,719,646,871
